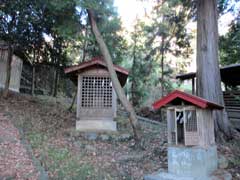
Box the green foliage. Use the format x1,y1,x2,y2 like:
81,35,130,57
0,0,45,49
0,0,129,96
78,0,127,64
128,0,193,106
220,16,240,65
45,0,80,39
218,0,240,15
0,0,80,66
179,0,239,19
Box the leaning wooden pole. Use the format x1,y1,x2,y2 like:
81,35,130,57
87,9,141,142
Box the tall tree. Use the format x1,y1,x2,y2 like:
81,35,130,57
129,0,192,107
1,0,82,97
1,0,43,97
87,9,141,142
196,0,232,139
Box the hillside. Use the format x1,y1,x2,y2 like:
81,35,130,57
0,92,239,179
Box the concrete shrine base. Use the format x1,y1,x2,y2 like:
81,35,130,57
144,146,232,180
144,169,232,180
76,120,117,132
168,146,218,177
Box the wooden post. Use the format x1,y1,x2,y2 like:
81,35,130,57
76,74,82,119
192,77,195,95
167,109,172,145
3,44,13,98
112,88,117,118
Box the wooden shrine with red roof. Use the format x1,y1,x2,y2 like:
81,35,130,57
145,91,231,180
64,57,129,131
153,90,223,147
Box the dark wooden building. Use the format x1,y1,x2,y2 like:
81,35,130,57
176,64,240,130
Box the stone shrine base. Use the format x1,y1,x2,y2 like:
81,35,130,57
168,146,218,177
76,120,117,132
144,146,232,180
144,169,232,180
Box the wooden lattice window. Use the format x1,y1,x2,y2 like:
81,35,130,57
185,110,197,132
81,76,112,108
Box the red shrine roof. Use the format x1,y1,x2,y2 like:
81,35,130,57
152,90,224,110
64,57,129,75
64,57,129,86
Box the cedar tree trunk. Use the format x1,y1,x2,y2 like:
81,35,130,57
87,9,141,142
3,44,13,98
196,0,232,140
131,57,139,107
53,66,59,97
31,65,35,95
160,36,165,97
131,33,139,107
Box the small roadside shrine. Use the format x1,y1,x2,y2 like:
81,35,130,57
145,90,231,180
64,57,128,131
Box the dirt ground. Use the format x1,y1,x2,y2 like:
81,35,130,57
0,113,39,180
0,92,239,180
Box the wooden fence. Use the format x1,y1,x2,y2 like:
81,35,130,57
0,47,23,92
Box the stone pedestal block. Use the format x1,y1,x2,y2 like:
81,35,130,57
168,146,218,177
144,170,232,180
76,120,116,132
144,146,231,180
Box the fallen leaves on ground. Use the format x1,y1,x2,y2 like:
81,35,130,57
0,113,39,180
0,92,239,179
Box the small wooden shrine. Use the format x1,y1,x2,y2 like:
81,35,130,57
152,90,223,147
64,57,128,131
144,90,231,180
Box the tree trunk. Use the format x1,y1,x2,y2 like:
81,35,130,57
31,65,35,95
3,44,13,98
160,36,165,98
131,58,139,107
68,90,77,111
81,27,89,62
68,40,89,111
196,0,232,140
87,9,141,142
31,51,36,96
53,66,59,97
131,32,139,107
